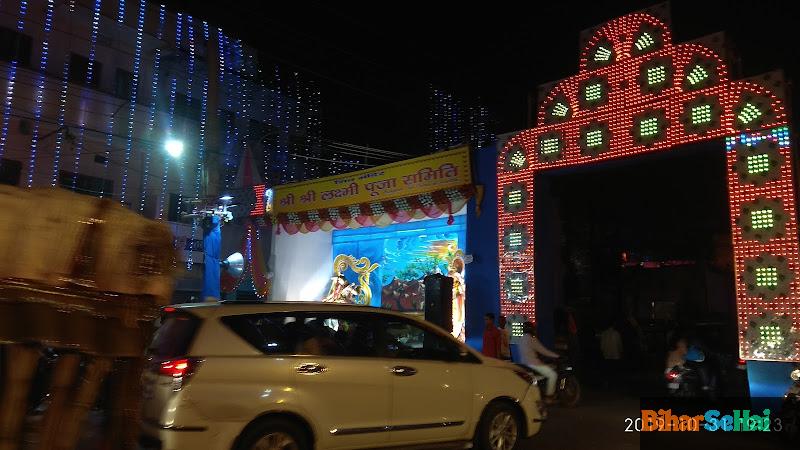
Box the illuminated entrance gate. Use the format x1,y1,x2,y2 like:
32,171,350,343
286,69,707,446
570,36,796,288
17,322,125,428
496,10,799,362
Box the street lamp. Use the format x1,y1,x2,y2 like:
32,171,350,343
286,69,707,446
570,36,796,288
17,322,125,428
164,139,184,158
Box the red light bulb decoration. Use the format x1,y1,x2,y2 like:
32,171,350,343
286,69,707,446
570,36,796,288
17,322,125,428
497,11,799,361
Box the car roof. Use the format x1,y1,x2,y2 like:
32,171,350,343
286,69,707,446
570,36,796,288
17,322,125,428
168,301,417,319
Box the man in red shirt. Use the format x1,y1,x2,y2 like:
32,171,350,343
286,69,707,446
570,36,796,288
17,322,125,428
482,313,501,358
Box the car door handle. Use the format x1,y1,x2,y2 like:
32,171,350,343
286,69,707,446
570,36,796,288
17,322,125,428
296,363,327,375
391,366,417,376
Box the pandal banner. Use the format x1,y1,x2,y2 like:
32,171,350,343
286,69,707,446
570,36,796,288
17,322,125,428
272,146,471,214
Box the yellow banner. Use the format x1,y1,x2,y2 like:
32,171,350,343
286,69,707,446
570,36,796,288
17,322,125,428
273,146,471,213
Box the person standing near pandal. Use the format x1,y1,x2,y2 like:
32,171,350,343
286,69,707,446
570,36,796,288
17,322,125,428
482,313,501,358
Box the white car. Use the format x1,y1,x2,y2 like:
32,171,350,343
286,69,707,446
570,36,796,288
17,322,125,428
139,302,544,450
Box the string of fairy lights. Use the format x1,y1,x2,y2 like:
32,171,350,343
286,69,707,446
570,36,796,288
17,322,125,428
140,42,162,212
119,0,146,205
25,0,52,188
0,62,16,166
71,0,101,190
17,0,27,31
187,79,209,270
158,77,177,220
51,60,69,187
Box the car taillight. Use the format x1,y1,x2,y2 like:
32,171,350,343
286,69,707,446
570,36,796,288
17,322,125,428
665,369,680,382
514,369,534,384
159,359,193,378
156,358,201,391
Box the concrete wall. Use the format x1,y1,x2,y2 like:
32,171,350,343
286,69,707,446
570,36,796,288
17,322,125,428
270,229,332,301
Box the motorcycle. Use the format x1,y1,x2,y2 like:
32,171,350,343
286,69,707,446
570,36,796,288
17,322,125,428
665,345,717,398
517,356,581,408
780,366,800,443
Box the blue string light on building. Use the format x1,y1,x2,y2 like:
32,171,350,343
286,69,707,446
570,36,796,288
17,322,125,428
188,78,209,270
72,0,102,190
100,115,114,197
0,62,17,165
158,77,178,220
26,0,54,188
175,12,183,48
51,60,70,186
158,4,165,40
120,0,146,205
117,0,125,23
71,125,86,190
221,34,235,188
17,0,27,31
186,15,195,101
140,43,162,211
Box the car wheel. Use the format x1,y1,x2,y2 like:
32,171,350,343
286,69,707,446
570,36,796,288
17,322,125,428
237,418,309,450
474,402,521,450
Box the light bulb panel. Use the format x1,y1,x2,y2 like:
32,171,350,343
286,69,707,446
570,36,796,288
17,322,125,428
579,76,610,110
631,108,667,146
743,253,793,301
504,145,528,171
578,121,611,156
734,94,776,131
738,198,787,243
638,56,673,95
732,139,783,186
630,22,665,57
503,272,530,303
503,224,529,254
537,131,565,162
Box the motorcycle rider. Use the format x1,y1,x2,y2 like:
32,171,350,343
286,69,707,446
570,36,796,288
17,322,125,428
666,334,715,396
520,321,561,404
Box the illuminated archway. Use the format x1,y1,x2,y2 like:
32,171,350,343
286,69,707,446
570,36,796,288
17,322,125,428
496,11,798,361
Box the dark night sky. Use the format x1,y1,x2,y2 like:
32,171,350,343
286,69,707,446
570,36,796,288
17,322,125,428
164,1,798,154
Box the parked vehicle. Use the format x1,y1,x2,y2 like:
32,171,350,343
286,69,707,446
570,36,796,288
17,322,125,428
139,302,545,450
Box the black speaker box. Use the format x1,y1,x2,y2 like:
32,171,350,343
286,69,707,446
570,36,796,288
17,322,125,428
424,273,454,333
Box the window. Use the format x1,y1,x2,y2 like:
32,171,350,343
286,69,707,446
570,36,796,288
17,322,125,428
114,68,134,99
0,26,32,67
168,193,189,222
147,312,201,359
0,158,22,186
174,93,201,121
58,170,113,197
68,53,102,88
378,317,470,362
221,312,378,357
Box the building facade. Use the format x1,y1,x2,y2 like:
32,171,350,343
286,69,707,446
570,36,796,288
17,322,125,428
0,0,323,219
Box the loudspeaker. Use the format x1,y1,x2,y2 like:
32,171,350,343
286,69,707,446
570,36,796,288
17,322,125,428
424,273,454,333
221,252,245,277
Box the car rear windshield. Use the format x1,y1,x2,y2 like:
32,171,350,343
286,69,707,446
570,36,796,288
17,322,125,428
147,312,201,360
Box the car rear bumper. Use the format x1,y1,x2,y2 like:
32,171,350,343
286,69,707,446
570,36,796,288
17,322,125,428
139,419,238,450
